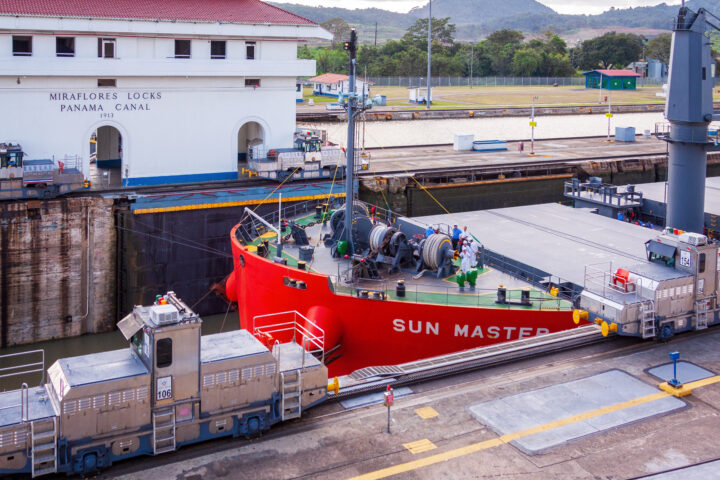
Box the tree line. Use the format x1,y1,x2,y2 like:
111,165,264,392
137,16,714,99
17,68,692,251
298,17,672,78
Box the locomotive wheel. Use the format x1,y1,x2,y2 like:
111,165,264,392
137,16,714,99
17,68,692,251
657,323,674,342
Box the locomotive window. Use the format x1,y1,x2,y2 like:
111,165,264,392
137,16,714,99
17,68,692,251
699,253,706,273
156,338,172,368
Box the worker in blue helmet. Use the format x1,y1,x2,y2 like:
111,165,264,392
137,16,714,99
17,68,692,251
425,225,434,238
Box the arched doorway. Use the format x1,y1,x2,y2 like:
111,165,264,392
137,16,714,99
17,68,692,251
92,125,123,187
237,121,265,166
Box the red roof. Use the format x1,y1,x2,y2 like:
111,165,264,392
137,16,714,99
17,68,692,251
308,73,349,84
584,69,643,77
0,0,315,25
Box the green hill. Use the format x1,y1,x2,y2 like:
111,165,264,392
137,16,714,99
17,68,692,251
272,0,720,40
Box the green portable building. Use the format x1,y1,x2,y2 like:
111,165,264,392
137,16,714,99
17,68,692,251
582,69,643,90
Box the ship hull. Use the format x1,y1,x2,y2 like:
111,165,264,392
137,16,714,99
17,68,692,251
230,226,578,376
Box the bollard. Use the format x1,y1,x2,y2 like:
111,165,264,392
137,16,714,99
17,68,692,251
383,385,394,433
668,351,682,388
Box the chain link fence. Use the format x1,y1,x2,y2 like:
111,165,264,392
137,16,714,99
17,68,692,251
367,76,668,87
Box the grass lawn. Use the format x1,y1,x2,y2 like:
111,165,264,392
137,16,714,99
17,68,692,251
370,85,671,109
300,83,720,110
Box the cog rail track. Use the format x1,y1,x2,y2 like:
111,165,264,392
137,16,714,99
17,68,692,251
331,325,606,399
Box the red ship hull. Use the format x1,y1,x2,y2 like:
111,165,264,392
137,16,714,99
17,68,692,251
230,226,579,377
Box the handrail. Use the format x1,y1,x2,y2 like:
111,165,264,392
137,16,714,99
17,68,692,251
327,274,570,311
252,311,325,365
0,350,45,385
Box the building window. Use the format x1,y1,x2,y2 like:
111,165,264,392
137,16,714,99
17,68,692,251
98,79,117,87
211,40,226,59
245,79,261,87
174,39,191,59
246,41,256,60
98,38,116,58
156,338,172,368
12,36,32,56
56,37,75,57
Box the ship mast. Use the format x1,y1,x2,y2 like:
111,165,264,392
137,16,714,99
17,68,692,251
663,6,719,233
342,29,362,254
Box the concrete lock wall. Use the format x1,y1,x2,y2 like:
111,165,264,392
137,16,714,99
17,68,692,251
0,197,116,347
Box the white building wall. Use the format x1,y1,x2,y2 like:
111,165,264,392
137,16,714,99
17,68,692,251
0,15,330,186
0,76,297,185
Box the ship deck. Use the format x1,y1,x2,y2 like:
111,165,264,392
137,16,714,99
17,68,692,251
243,213,571,311
416,202,660,288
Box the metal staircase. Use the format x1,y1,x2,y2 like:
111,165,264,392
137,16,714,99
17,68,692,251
31,418,57,477
280,371,302,420
152,408,176,455
695,297,711,330
640,300,656,339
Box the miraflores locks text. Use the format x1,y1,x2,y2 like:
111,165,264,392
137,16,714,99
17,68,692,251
49,91,163,112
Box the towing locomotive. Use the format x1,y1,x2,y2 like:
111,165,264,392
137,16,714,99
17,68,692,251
0,143,87,199
573,229,720,340
245,129,347,181
0,293,329,477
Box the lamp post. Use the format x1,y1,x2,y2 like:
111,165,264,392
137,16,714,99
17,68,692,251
426,0,432,109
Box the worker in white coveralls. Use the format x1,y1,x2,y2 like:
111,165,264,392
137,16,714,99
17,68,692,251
460,244,473,274
467,237,479,267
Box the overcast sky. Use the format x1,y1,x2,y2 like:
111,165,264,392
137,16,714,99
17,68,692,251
284,0,683,16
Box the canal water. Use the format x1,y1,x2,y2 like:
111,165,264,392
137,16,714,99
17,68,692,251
0,311,239,391
302,111,666,148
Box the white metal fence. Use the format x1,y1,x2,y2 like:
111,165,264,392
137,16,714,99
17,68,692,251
366,76,668,87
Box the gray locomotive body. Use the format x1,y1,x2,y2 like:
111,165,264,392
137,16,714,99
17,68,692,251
575,230,720,340
0,293,328,477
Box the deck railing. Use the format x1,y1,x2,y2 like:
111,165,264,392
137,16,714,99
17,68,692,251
328,275,570,311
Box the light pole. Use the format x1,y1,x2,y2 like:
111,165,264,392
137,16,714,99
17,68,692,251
426,0,432,109
469,44,474,89
606,88,613,141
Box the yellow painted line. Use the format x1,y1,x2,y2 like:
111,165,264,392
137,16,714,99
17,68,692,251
415,407,439,419
259,232,277,239
403,439,437,454
348,375,720,480
133,192,345,215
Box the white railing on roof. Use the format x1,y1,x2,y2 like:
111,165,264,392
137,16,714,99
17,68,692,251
252,311,325,368
584,262,641,304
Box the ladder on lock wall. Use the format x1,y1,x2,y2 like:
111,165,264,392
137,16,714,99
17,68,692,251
31,418,57,477
640,300,656,339
280,370,302,420
152,408,176,455
695,297,712,330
